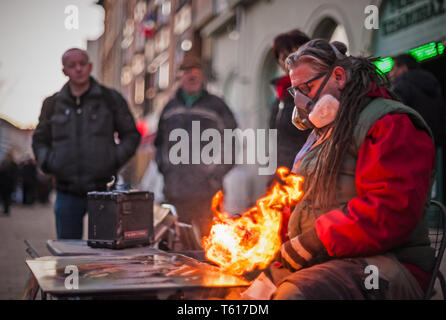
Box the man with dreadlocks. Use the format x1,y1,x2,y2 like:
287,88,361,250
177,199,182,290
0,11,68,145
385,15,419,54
269,39,436,299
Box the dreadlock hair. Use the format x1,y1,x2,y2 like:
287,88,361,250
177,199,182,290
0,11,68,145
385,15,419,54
285,39,397,210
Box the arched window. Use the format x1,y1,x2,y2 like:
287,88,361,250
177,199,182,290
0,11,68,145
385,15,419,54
313,17,349,54
258,49,283,129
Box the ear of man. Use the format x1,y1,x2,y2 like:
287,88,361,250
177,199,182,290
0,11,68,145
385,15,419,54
333,66,347,90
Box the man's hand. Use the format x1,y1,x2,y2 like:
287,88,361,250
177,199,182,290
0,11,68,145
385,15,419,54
275,228,326,271
278,237,311,271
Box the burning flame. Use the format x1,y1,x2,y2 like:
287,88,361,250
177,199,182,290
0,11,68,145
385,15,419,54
202,167,304,275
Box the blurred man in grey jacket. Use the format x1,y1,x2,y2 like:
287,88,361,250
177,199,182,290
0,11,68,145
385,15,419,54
154,54,237,239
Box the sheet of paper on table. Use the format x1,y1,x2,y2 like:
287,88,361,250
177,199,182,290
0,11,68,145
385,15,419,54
241,272,277,300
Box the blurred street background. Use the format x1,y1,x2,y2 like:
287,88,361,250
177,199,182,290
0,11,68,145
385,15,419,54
0,202,56,300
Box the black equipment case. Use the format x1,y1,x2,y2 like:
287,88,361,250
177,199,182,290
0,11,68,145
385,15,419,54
87,190,154,249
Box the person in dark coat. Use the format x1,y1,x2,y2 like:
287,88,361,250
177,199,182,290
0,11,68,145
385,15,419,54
269,30,311,171
32,48,141,239
0,151,18,215
390,53,445,145
154,54,238,240
390,54,446,202
268,30,311,242
21,158,37,205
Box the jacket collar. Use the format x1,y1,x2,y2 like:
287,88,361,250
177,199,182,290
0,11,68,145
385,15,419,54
175,87,209,106
366,83,393,100
59,77,102,101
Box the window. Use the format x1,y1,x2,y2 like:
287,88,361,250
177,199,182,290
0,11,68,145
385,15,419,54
174,4,192,35
155,27,170,53
135,76,145,105
158,61,170,89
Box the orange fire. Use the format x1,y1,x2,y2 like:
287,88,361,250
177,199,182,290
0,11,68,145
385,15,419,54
202,167,304,276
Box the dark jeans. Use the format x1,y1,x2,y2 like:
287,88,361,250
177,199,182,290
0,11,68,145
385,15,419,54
54,191,87,239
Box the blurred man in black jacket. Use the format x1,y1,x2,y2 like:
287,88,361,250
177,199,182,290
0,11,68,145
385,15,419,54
32,48,140,239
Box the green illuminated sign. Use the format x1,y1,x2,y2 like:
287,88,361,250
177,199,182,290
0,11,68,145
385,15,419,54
408,42,439,62
439,42,445,55
375,57,394,74
375,41,445,73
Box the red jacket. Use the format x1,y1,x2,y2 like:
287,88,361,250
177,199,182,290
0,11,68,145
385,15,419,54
314,113,435,291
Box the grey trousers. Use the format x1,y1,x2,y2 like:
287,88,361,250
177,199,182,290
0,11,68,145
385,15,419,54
272,254,424,300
